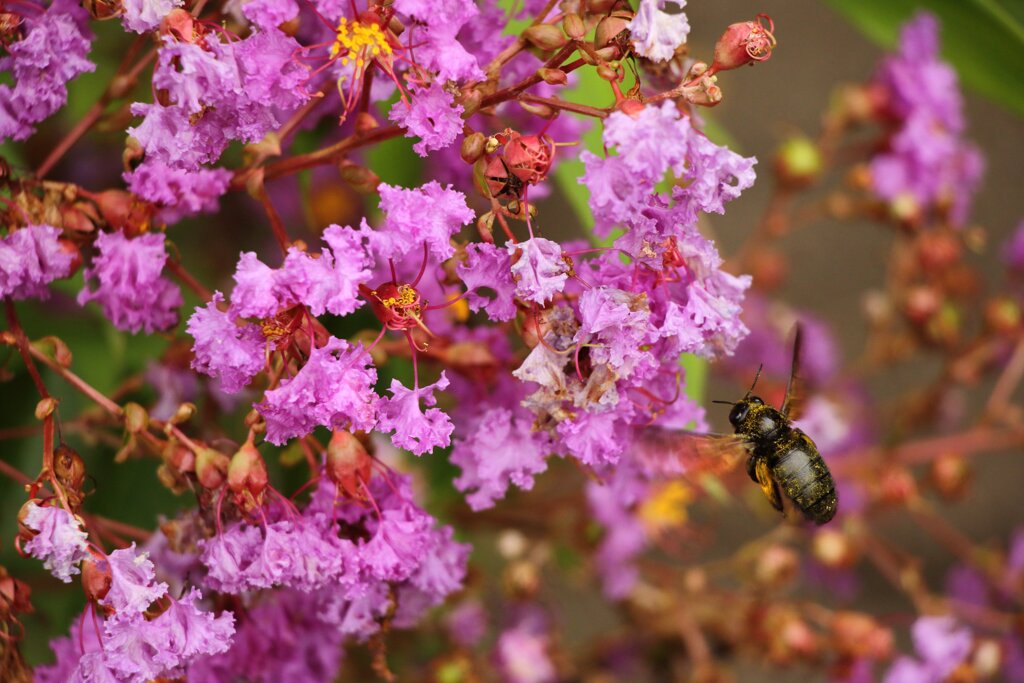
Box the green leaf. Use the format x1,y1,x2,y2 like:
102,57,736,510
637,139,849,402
823,0,1024,118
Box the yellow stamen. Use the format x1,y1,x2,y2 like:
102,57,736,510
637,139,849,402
330,17,392,66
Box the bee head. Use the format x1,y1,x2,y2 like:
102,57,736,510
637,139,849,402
727,396,763,427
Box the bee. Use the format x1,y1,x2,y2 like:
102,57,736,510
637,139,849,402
640,324,838,525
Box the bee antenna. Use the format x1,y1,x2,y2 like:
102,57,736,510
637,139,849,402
711,400,735,406
745,364,763,398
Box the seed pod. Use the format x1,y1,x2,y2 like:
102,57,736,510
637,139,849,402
595,11,633,51
195,447,230,490
503,134,554,186
326,430,372,499
227,438,269,512
460,132,486,164
710,15,776,75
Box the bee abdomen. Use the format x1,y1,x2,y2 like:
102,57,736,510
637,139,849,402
772,438,838,525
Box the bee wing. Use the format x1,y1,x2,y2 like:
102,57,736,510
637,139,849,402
635,428,750,478
781,323,806,420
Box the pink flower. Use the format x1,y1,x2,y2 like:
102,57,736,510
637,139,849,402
508,237,569,304
368,182,475,262
629,0,690,62
22,503,89,583
377,373,454,456
99,543,169,614
389,82,465,157
0,224,74,301
457,241,518,321
187,292,267,394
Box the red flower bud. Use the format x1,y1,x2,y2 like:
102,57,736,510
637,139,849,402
326,430,372,499
502,133,554,186
709,14,776,75
227,439,269,513
81,550,112,604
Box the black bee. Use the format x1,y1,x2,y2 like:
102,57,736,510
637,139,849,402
637,325,837,525
717,324,838,525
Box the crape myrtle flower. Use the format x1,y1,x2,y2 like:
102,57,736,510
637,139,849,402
869,13,983,226
0,224,75,300
77,230,183,334
0,0,94,142
389,81,465,157
121,0,183,33
629,0,690,63
123,161,232,224
37,544,234,682
377,372,455,456
494,606,558,683
257,336,379,445
392,0,484,83
1003,220,1024,274
883,616,972,683
21,502,89,583
508,237,571,305
457,241,518,322
186,292,267,394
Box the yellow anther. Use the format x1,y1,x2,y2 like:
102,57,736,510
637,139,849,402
330,17,393,66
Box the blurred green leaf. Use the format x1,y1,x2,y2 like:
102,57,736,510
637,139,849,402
823,0,1024,118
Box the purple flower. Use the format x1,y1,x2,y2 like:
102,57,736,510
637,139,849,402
22,503,89,583
446,600,488,647
367,182,475,262
77,231,183,334
377,373,454,455
35,611,108,683
393,0,483,82
508,237,569,304
389,82,465,157
586,464,649,598
451,408,552,510
629,0,690,63
869,12,984,226
575,286,656,377
258,337,379,445
229,251,281,319
1004,220,1024,273
121,0,182,33
0,0,94,142
99,543,169,614
883,616,972,683
199,522,264,594
242,0,300,31
124,161,232,224
278,225,374,317
0,224,74,300
358,504,434,582
457,241,518,321
494,610,557,683
187,292,266,394
234,29,310,112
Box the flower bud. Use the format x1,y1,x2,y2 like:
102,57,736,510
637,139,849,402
710,15,776,75
326,430,372,499
831,612,892,660
775,136,822,187
877,465,916,505
171,402,196,425
904,285,941,324
563,14,586,40
753,544,799,588
35,397,58,420
122,402,149,434
595,11,632,51
338,160,381,195
538,67,568,85
16,500,40,544
812,529,858,569
195,447,230,489
517,99,554,118
503,559,540,599
522,24,567,51
984,296,1021,334
81,550,112,604
0,565,32,616
460,132,486,164
227,439,269,512
915,231,961,270
929,452,971,500
355,111,379,135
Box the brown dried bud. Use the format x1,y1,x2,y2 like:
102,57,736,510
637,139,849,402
904,285,942,324
748,248,788,291
925,302,961,347
326,430,372,499
765,608,819,664
877,465,916,505
916,231,961,270
522,24,567,51
194,447,230,489
710,15,776,75
563,13,586,40
170,402,196,425
228,439,269,512
929,452,971,500
503,559,540,599
0,565,33,616
83,0,121,20
460,132,486,164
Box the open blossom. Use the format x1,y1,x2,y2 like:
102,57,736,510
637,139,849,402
121,0,183,32
457,241,518,321
0,0,94,142
629,0,690,62
22,503,89,583
366,182,475,262
393,0,484,83
77,231,183,334
0,224,74,300
389,82,465,157
99,544,169,614
187,292,267,393
883,616,973,683
377,373,454,455
508,237,570,304
258,337,379,445
124,162,232,224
